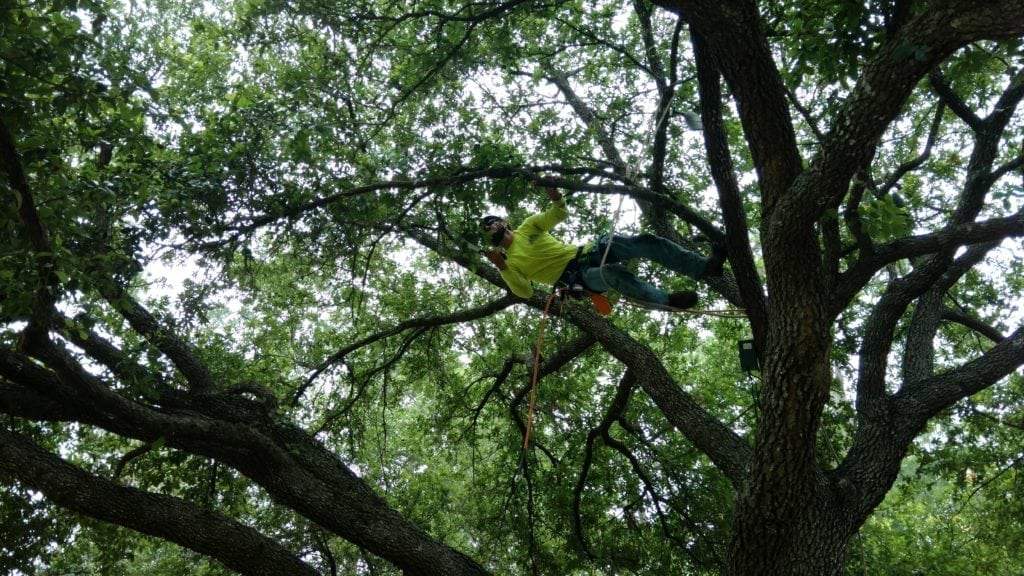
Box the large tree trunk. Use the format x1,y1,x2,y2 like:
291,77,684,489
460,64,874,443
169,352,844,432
729,485,854,576
726,345,848,575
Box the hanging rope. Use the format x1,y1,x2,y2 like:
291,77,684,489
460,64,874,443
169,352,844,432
521,289,560,455
595,185,627,294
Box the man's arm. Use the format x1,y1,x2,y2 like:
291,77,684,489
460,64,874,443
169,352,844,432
529,186,567,232
484,250,533,298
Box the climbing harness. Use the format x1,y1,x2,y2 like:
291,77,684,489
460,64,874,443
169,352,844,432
553,246,614,316
519,188,747,461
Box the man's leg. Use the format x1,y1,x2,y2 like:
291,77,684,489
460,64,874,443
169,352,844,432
580,264,697,309
602,233,709,278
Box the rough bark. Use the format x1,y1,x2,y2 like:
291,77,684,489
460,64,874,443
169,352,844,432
0,427,319,576
645,1,1024,574
0,342,491,576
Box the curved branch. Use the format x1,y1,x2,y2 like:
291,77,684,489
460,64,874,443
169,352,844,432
929,69,984,131
895,326,1024,423
903,243,996,383
0,118,59,343
652,0,803,218
542,67,628,174
0,344,493,576
91,280,217,393
878,101,946,196
635,0,685,194
57,312,168,394
0,427,319,576
573,369,635,557
833,210,1024,312
941,308,1007,344
295,294,519,403
564,305,751,487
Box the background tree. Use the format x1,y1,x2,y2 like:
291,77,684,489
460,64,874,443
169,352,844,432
1,0,1022,575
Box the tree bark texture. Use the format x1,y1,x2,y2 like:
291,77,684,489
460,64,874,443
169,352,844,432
648,1,1024,573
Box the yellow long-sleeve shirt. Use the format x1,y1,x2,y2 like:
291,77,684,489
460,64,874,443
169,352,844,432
498,200,579,298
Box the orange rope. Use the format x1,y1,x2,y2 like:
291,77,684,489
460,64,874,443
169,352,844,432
522,290,560,452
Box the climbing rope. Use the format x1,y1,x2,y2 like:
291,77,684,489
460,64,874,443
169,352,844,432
595,185,627,295
521,289,560,455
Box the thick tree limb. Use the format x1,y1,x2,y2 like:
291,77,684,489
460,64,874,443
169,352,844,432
651,0,803,219
787,1,1024,229
564,305,751,487
0,427,319,576
929,69,985,132
692,28,766,339
896,326,1024,422
414,207,751,485
0,119,49,255
834,211,1024,311
903,243,997,383
0,343,493,576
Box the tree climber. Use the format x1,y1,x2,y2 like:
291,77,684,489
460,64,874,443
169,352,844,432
481,185,726,310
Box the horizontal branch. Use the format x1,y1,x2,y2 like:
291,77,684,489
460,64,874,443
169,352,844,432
833,211,1024,312
195,167,550,250
880,212,1022,259
197,166,721,263
895,326,1024,423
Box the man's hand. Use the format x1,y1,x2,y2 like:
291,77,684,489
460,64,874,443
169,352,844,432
484,249,507,270
545,185,562,202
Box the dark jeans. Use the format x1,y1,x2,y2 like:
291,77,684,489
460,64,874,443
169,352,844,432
579,233,706,305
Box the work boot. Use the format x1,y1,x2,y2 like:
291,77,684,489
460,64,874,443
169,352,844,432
702,242,727,278
667,291,699,310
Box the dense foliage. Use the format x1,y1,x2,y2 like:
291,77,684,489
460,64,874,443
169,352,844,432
1,0,1022,574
